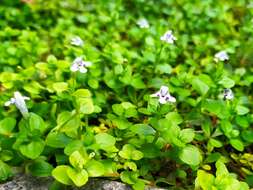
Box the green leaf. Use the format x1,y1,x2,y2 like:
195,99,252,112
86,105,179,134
72,89,94,114
111,117,131,130
133,179,145,190
0,150,13,162
112,104,124,116
101,160,118,177
179,129,195,143
46,132,72,148
202,99,229,119
141,143,160,158
28,160,53,177
192,77,209,95
29,113,46,134
120,171,139,185
85,160,105,177
130,124,156,136
165,112,183,125
130,75,146,89
0,117,16,136
52,82,68,93
78,98,94,114
124,161,137,171
52,165,73,185
235,116,249,128
242,130,253,143
230,139,244,151
215,160,228,176
57,112,80,138
69,150,88,169
155,64,172,74
218,76,235,88
236,105,249,115
19,139,45,159
95,133,118,152
72,89,91,98
195,170,214,189
179,145,202,166
67,167,88,187
125,107,138,118
64,140,84,155
119,144,143,160
0,160,13,182
209,138,223,148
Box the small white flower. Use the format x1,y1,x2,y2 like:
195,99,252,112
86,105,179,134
223,89,234,100
214,51,229,62
151,85,176,104
5,91,30,117
137,18,149,28
70,36,84,47
70,57,92,73
160,30,177,44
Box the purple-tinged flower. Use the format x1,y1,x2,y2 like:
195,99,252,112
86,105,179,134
214,51,229,62
137,18,149,28
223,89,234,100
70,57,92,73
151,85,176,104
70,36,84,47
160,30,177,44
5,91,30,117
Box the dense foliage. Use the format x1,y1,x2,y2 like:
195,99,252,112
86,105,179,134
1,0,253,189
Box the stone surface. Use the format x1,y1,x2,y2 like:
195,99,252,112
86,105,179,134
0,175,166,190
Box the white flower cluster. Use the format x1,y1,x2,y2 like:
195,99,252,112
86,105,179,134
150,86,176,104
70,36,92,73
137,18,149,28
160,30,177,44
70,57,92,73
214,51,229,62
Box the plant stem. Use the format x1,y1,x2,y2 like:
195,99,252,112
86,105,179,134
71,72,77,92
152,131,160,144
156,44,165,64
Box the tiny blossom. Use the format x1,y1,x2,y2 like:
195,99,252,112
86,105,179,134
70,57,92,73
151,85,176,104
137,18,149,28
160,30,177,44
214,51,229,62
223,89,234,100
70,36,84,47
5,91,30,117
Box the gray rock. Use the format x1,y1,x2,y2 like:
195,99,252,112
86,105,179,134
0,174,53,190
0,175,166,190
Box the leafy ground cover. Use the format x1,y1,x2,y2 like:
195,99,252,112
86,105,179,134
1,0,253,189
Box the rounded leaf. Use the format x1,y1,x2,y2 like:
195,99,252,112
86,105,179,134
180,145,202,166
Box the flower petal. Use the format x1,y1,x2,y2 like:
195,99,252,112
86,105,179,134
23,96,30,100
79,66,87,73
83,61,92,67
70,63,79,72
159,86,169,96
166,95,176,103
4,100,13,106
159,97,167,104
150,92,160,98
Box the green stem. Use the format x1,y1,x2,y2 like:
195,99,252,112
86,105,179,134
156,44,165,64
152,131,160,144
71,72,77,92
